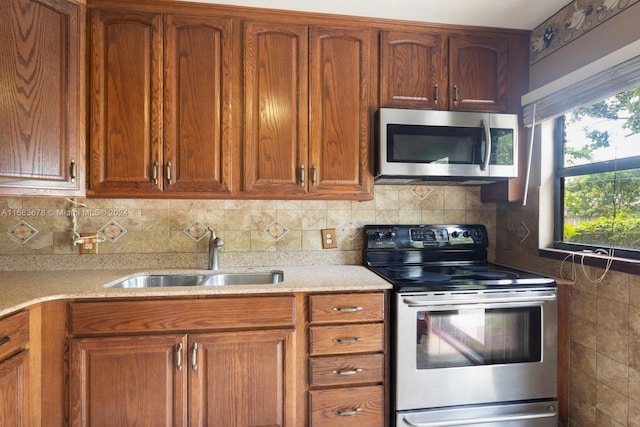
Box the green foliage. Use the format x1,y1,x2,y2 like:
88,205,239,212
564,216,640,250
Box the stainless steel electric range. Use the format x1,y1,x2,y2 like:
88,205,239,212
363,224,559,427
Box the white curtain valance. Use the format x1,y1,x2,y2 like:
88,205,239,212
521,39,640,127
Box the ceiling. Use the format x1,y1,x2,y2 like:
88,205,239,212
184,0,573,30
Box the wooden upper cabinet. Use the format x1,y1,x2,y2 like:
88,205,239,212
242,21,309,196
88,9,234,197
242,23,374,200
380,31,447,109
448,33,509,112
88,9,163,196
163,14,234,195
380,30,510,113
308,27,374,199
0,0,85,196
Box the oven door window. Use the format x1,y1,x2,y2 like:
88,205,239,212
416,307,542,369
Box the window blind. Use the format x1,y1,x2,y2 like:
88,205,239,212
521,39,640,127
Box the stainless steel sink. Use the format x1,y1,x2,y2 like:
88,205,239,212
107,270,284,288
201,271,284,286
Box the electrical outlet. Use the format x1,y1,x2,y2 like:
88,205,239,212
321,228,338,249
79,233,99,254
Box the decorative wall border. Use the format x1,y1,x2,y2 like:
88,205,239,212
530,0,639,64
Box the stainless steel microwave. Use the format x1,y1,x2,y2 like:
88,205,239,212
375,108,519,184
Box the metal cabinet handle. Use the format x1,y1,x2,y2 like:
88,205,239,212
152,160,159,185
0,336,10,346
332,306,363,313
70,160,77,183
299,164,305,186
166,161,172,184
191,343,198,371
332,337,362,344
311,165,317,185
453,85,459,105
176,343,183,370
333,408,363,416
434,84,439,104
332,368,363,376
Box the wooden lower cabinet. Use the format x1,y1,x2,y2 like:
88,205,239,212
0,350,30,426
0,310,30,426
307,292,387,427
68,297,298,426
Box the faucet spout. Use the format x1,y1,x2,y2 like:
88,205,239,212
207,227,224,270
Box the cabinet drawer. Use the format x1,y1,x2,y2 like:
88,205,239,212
309,353,383,387
0,311,29,361
309,323,383,356
309,385,383,427
309,293,383,324
69,296,295,335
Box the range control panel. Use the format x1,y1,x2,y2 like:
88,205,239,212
364,224,487,249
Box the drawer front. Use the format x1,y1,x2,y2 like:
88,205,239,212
309,293,383,324
309,353,383,387
309,323,383,356
309,385,383,427
0,311,29,361
69,296,295,335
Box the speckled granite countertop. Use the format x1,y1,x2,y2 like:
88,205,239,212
0,265,392,317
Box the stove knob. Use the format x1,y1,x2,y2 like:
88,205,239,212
451,231,459,238
372,231,384,241
463,231,470,238
472,228,483,240
385,231,396,240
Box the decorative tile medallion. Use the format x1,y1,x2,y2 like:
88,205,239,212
99,220,127,242
515,220,531,243
339,219,362,241
410,185,434,200
264,220,289,241
184,220,209,242
7,221,39,244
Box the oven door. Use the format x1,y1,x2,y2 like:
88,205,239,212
394,289,557,411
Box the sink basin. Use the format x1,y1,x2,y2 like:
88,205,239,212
107,270,284,288
201,271,284,286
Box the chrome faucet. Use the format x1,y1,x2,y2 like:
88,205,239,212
207,227,224,270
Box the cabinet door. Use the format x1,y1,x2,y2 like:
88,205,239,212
88,9,163,196
164,14,235,195
380,30,447,109
0,350,29,426
189,329,295,427
448,33,508,112
309,27,374,200
69,335,187,427
0,0,84,196
242,21,309,196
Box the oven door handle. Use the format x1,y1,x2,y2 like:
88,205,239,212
401,404,557,426
403,293,556,308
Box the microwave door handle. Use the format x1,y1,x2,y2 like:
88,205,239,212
481,119,491,171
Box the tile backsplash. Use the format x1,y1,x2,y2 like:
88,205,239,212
0,185,496,271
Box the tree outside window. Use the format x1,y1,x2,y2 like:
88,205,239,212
555,87,640,256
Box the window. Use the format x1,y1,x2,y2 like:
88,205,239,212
553,87,640,259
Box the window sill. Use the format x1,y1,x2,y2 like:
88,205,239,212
539,248,640,275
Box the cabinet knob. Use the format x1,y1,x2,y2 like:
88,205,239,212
332,306,363,313
0,335,10,346
311,165,317,185
332,368,363,376
434,84,439,104
453,85,459,105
